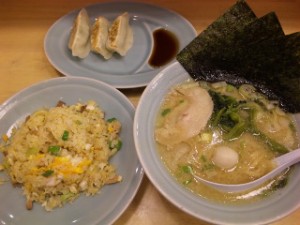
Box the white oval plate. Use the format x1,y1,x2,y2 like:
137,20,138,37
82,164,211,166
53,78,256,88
44,1,197,89
134,62,300,225
0,77,143,225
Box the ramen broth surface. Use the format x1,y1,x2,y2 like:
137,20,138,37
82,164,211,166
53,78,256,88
155,80,299,203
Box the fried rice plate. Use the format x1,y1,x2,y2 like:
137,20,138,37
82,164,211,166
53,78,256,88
0,100,122,211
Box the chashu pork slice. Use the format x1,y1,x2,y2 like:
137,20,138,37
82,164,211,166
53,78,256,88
155,86,213,146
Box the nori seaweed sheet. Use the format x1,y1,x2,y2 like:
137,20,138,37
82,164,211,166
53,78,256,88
177,0,257,78
276,33,300,112
177,0,300,113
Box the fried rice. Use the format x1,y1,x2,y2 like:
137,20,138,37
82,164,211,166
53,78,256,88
0,100,122,211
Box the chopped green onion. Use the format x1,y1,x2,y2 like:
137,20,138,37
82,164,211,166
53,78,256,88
183,179,192,185
109,139,122,151
202,163,214,171
200,132,212,143
48,145,61,155
115,140,122,151
26,147,39,156
107,118,117,123
200,155,207,162
181,165,193,174
226,84,235,92
161,108,171,116
75,120,82,125
42,170,54,177
62,130,69,141
61,192,75,202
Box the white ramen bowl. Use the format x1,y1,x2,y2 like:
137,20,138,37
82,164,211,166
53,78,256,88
134,61,300,225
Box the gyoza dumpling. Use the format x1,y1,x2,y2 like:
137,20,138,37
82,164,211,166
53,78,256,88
91,16,113,60
68,8,91,58
106,12,133,56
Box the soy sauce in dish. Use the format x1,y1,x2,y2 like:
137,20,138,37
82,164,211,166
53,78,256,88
148,28,179,68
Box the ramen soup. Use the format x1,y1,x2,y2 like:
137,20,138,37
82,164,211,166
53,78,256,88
155,80,299,203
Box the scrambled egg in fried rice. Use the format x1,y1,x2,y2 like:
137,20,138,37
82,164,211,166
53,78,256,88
0,100,122,211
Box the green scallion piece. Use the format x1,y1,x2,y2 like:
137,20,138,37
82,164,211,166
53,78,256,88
48,145,61,155
181,165,193,174
161,108,171,116
42,170,54,177
116,140,122,151
183,179,192,185
200,155,207,162
75,120,82,125
107,118,117,123
62,130,69,141
109,139,123,151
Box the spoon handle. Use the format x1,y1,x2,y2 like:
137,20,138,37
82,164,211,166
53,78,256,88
275,148,300,168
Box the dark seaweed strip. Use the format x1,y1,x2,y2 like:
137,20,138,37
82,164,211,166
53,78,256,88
213,12,285,80
200,13,286,99
177,1,300,113
276,33,300,112
194,12,285,81
177,0,257,79
203,15,299,112
285,32,300,54
178,12,286,99
284,32,300,78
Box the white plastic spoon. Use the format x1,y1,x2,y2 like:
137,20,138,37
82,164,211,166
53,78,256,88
193,148,300,192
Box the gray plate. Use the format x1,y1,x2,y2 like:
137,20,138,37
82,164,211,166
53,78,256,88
0,77,143,225
44,1,197,88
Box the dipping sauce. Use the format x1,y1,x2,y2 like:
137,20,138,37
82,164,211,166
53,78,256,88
148,28,179,68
